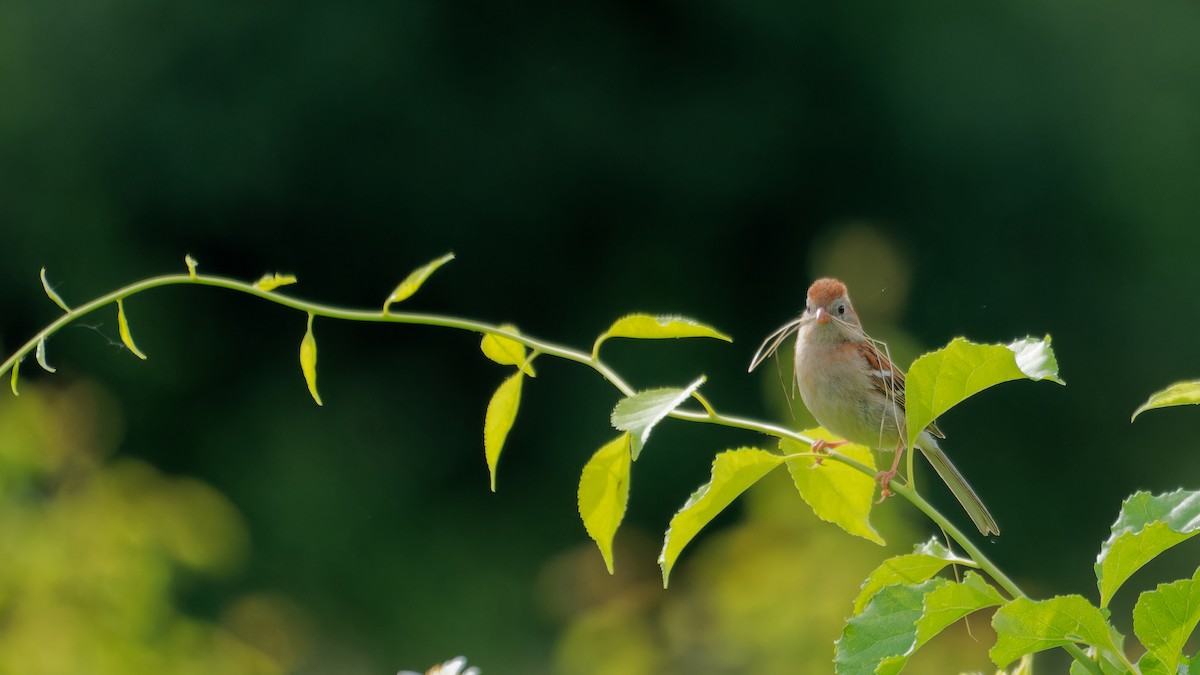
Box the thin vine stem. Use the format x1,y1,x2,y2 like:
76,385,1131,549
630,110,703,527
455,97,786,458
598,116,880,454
3,269,1107,675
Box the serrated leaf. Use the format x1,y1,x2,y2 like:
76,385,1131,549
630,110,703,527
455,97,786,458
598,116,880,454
593,314,732,356
383,252,454,312
484,371,523,492
841,573,1005,675
116,299,148,360
9,358,20,396
40,267,70,312
1133,567,1200,674
185,254,199,279
299,313,322,406
1133,381,1200,422
35,338,55,373
916,572,1006,643
659,448,781,587
905,336,1064,449
854,537,977,614
782,430,884,545
578,434,632,574
835,579,943,675
480,325,535,377
991,595,1122,668
1096,490,1200,607
255,272,297,292
611,376,705,460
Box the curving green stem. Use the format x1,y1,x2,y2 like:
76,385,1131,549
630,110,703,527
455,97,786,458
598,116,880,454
2,270,1107,675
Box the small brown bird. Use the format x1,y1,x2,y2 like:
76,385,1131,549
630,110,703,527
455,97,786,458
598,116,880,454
751,278,999,536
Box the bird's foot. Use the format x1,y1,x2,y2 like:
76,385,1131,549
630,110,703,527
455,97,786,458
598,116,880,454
875,469,897,503
809,438,848,467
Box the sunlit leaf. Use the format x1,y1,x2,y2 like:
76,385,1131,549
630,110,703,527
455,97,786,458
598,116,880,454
659,448,781,587
916,572,1006,642
299,313,322,406
480,325,535,377
782,430,884,545
835,579,941,675
841,573,1005,675
255,272,297,292
35,338,55,373
1133,567,1200,675
853,537,977,614
116,299,148,360
1132,381,1200,422
578,434,632,574
593,314,732,356
611,376,705,460
383,252,455,312
1095,490,1200,607
991,595,1122,668
484,371,523,491
9,358,19,396
40,267,70,312
185,254,199,279
905,336,1064,449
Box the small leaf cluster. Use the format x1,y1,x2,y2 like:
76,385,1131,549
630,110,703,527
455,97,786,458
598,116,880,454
835,490,1200,674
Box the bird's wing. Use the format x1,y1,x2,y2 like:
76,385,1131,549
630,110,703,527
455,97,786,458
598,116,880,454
861,341,944,439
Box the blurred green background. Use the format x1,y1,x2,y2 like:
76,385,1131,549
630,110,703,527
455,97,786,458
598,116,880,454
3,1,1200,672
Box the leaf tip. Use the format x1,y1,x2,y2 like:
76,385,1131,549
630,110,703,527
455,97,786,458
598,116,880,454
117,299,149,360
300,313,323,406
35,338,56,374
39,267,71,312
256,272,298,292
185,254,199,278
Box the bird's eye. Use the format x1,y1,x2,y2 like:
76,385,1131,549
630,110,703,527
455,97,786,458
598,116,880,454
837,304,846,315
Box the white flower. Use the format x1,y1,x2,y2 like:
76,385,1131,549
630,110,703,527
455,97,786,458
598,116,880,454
398,655,480,675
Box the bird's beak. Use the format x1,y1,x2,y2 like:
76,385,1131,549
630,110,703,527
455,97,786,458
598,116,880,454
815,307,830,325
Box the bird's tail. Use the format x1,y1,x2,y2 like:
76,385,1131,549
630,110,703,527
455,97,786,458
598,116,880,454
916,438,1000,536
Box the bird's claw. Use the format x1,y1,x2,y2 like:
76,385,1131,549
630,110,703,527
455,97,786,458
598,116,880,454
874,470,897,503
809,438,848,467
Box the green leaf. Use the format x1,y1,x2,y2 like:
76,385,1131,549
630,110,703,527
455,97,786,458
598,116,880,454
842,573,1005,675
185,254,199,278
904,336,1064,449
40,267,70,312
782,430,884,545
835,579,941,675
1096,490,1200,607
383,252,455,312
1136,653,1173,675
915,572,1006,642
1133,567,1200,675
578,434,632,574
255,272,297,292
480,324,536,377
1076,645,1134,675
299,313,322,406
484,371,523,492
35,338,55,373
611,376,705,460
853,537,977,614
1132,381,1200,422
659,448,781,587
9,358,19,396
991,595,1122,668
593,314,731,356
116,299,148,360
